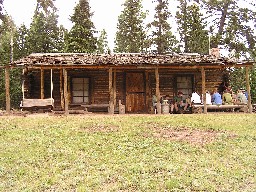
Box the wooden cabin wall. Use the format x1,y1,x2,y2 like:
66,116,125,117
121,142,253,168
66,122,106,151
149,69,196,103
24,68,226,110
194,69,225,94
24,70,41,99
25,69,126,109
116,72,125,105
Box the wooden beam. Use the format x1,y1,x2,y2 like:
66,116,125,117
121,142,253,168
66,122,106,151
201,67,207,114
246,66,252,113
40,68,44,99
63,69,69,115
145,71,150,112
155,68,161,114
113,69,117,107
5,65,10,114
25,63,254,70
50,69,53,101
22,69,25,99
109,68,114,114
60,69,64,110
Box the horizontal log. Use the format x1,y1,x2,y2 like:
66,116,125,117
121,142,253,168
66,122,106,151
193,104,247,109
81,104,110,108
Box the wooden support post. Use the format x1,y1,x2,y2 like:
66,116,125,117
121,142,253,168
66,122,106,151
201,67,207,114
63,69,69,115
5,65,10,114
109,68,114,114
246,66,252,113
155,68,161,114
22,69,25,100
40,68,44,99
60,69,64,110
145,71,150,113
113,69,117,108
50,69,53,102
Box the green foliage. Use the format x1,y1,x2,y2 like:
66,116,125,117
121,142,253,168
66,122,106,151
65,0,97,53
0,17,22,108
96,29,110,54
27,9,64,53
230,66,256,103
36,0,56,13
201,0,256,58
0,114,255,191
149,0,178,54
0,0,4,21
176,2,209,54
114,0,147,53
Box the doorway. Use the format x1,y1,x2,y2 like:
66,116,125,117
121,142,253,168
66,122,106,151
125,72,146,113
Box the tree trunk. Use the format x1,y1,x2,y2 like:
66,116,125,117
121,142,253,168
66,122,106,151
5,65,10,114
212,2,230,48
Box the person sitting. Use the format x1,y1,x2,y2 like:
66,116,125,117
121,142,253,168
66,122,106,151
231,91,237,104
212,88,222,105
222,89,233,104
191,91,201,104
170,91,188,113
236,89,248,104
201,90,212,105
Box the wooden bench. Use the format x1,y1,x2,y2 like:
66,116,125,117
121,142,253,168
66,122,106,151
192,104,248,113
20,98,54,111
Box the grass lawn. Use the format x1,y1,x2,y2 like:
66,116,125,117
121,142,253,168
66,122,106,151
0,113,255,191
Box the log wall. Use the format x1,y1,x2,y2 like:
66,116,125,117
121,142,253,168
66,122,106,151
24,68,226,111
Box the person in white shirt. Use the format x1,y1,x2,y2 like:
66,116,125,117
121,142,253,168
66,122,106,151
191,91,201,104
202,90,212,105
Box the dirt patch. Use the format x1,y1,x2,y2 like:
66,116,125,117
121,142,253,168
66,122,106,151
149,128,236,146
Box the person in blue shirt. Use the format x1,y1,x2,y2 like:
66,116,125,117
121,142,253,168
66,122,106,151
212,88,222,105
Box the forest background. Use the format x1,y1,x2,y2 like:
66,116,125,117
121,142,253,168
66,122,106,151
0,0,255,109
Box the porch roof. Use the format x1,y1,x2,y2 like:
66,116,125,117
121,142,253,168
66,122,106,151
12,52,254,69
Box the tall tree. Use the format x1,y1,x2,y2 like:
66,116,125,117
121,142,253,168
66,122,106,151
26,3,63,53
65,0,97,53
148,0,178,54
200,0,256,102
14,24,29,58
0,16,22,108
114,0,147,53
201,0,256,58
97,29,110,54
176,1,209,54
37,0,56,13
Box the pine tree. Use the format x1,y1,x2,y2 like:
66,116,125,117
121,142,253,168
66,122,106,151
65,0,97,53
176,2,208,54
201,0,256,58
14,24,29,58
148,0,178,54
26,3,63,53
114,0,147,53
97,29,110,54
200,0,256,102
37,0,56,13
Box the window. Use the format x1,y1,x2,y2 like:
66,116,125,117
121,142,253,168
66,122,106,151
176,76,193,97
72,78,89,103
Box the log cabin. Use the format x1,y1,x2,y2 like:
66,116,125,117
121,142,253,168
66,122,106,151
11,52,254,114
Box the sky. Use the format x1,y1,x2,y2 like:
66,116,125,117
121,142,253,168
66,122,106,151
3,0,162,50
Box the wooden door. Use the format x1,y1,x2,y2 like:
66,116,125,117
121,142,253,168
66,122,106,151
126,72,145,113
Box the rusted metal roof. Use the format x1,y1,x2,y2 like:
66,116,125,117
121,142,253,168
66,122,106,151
12,53,254,68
